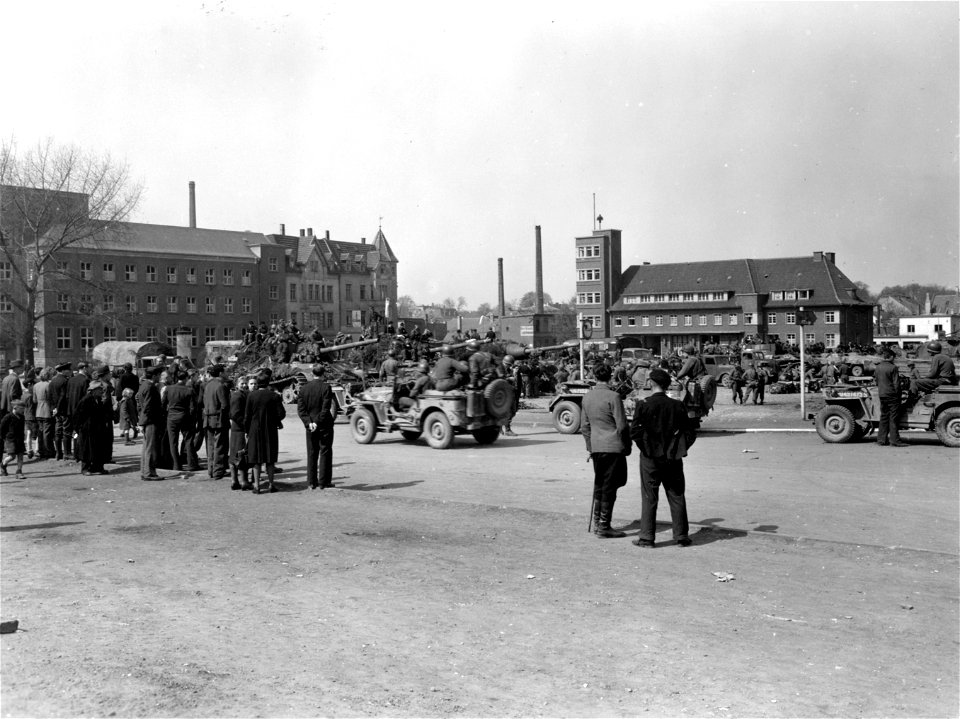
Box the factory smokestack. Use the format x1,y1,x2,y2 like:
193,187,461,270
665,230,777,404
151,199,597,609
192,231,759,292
498,258,505,320
188,181,196,228
535,225,544,314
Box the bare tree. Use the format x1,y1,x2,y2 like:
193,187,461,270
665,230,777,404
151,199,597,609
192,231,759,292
0,139,142,364
456,295,468,311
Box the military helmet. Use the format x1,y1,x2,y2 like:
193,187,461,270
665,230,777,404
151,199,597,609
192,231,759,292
417,360,429,373
387,349,396,357
502,355,515,365
928,340,942,353
441,344,453,356
682,344,696,354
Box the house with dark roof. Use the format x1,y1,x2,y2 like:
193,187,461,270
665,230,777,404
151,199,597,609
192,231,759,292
267,226,399,338
575,228,874,354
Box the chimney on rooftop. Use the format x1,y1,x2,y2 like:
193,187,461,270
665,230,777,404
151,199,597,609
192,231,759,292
307,228,313,237
824,252,835,264
300,229,305,237
280,223,285,235
188,181,196,228
535,225,544,314
361,237,366,244
498,258,505,319
325,230,330,241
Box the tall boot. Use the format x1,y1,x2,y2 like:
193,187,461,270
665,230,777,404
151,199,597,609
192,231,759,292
240,467,253,491
595,502,626,538
590,495,601,533
230,465,241,490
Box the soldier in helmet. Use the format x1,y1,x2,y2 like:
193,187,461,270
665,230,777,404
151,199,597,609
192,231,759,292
431,345,468,391
910,341,958,397
675,344,706,382
468,342,494,388
379,349,400,383
397,360,433,411
498,355,521,436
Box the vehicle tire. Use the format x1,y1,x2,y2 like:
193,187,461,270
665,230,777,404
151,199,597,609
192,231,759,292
552,400,582,434
719,373,731,389
698,375,718,410
934,407,960,448
815,405,857,443
400,429,421,442
851,365,864,377
483,379,514,420
350,408,378,444
471,426,500,445
424,412,454,449
281,386,297,404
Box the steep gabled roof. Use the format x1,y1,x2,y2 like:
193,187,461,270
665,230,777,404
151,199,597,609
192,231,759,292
372,227,398,263
932,294,960,314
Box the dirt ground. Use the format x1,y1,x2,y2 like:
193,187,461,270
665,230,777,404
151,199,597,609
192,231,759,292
1,394,957,718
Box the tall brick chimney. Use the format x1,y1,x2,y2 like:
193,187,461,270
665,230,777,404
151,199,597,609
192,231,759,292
498,258,505,319
535,225,544,314
188,181,196,228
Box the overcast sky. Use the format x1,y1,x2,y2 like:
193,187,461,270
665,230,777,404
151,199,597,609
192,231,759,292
4,1,957,307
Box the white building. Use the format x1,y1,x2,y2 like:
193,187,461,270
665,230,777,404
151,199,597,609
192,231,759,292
897,314,960,340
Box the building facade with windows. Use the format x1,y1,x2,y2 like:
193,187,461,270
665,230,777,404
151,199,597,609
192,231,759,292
574,228,874,354
271,226,399,337
20,223,288,367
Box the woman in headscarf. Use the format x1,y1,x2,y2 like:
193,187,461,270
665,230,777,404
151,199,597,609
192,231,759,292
243,372,285,493
74,380,114,475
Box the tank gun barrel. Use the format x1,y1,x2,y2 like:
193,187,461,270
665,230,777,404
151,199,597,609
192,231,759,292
317,337,381,354
530,342,575,355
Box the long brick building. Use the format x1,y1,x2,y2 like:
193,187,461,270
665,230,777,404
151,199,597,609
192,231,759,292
0,183,399,367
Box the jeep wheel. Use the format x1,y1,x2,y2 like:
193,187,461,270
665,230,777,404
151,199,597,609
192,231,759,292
698,375,718,410
934,407,960,448
483,379,514,420
471,426,500,445
424,412,454,449
719,373,731,389
350,408,378,444
552,400,582,434
851,365,864,377
281,386,297,404
815,406,856,443
401,429,421,442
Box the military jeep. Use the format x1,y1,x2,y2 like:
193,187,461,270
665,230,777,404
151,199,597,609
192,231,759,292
349,379,515,449
814,383,960,447
549,375,717,434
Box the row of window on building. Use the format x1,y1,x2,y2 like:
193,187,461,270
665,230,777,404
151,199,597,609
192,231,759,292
611,310,841,329
0,260,273,286
46,308,377,352
292,282,389,303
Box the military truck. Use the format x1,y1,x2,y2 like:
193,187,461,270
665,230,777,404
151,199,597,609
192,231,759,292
814,383,960,447
350,379,515,449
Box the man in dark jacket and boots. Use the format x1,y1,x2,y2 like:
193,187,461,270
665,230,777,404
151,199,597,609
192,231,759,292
202,365,230,479
297,364,336,490
630,368,697,548
875,347,907,447
49,363,72,460
581,363,631,538
137,367,164,480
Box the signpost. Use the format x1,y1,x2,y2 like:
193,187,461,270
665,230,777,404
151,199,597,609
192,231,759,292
796,306,817,418
578,312,590,379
